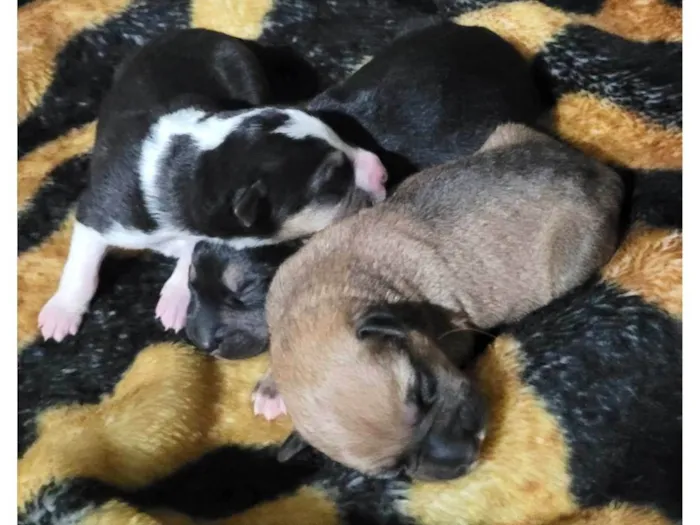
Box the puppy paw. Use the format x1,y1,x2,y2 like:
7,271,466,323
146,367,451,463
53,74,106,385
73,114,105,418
156,281,191,332
252,376,287,421
38,295,84,342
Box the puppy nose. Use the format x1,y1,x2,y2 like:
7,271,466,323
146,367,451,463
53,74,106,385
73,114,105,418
353,150,388,203
186,325,220,351
421,434,477,480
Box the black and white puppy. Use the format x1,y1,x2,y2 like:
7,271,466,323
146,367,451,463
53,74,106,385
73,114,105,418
308,21,543,186
38,28,387,342
185,240,302,359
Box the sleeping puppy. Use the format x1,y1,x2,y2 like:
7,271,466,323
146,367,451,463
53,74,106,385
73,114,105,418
189,22,542,359
185,239,302,359
381,171,682,523
38,28,387,342
308,21,542,186
256,124,623,480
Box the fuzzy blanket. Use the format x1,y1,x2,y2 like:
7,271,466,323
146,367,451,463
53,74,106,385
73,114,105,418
18,0,682,524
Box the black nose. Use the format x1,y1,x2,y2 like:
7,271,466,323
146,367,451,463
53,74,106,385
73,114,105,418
419,433,478,480
186,323,220,351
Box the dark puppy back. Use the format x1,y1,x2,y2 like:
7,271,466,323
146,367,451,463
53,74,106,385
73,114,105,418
308,22,542,184
242,40,320,104
107,29,270,115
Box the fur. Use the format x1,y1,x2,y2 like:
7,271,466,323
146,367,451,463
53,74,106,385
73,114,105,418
191,23,545,360
185,240,302,359
265,125,623,481
308,22,543,187
37,28,386,342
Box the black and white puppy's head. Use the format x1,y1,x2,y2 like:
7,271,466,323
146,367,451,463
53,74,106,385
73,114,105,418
185,240,302,359
171,107,388,241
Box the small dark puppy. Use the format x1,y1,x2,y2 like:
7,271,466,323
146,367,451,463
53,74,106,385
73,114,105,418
308,22,542,186
39,28,387,341
185,240,302,359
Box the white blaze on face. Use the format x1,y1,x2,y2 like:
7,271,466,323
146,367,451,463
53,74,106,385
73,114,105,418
271,109,388,202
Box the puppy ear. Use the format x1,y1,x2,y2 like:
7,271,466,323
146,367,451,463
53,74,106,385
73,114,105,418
277,431,309,462
356,305,409,341
233,180,267,228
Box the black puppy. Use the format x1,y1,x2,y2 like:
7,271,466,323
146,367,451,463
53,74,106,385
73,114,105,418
39,28,388,342
308,22,543,186
186,240,302,359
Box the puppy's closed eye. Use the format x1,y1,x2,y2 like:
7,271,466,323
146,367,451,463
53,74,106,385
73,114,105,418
309,150,352,198
213,329,269,360
222,292,244,309
413,367,438,409
233,179,268,228
355,306,410,342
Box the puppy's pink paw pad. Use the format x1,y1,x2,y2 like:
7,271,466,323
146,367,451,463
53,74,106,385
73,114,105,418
156,284,190,332
252,384,287,421
38,298,83,342
253,394,287,421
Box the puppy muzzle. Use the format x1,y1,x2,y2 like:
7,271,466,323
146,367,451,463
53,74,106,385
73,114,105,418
185,313,222,352
352,149,388,203
405,386,488,481
412,431,482,481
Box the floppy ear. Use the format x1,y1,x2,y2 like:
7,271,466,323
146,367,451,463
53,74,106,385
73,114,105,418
355,305,409,341
277,431,309,462
233,180,267,228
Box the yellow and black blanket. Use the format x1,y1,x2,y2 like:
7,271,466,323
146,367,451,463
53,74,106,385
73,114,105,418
18,0,681,524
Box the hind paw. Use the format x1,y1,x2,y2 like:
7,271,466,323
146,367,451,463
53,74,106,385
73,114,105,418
252,375,287,421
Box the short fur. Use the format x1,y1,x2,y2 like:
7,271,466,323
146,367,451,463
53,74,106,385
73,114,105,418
185,240,302,359
38,28,387,342
262,125,623,480
191,23,543,361
308,22,543,187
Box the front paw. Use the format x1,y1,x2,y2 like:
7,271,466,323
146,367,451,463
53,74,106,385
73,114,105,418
156,281,191,332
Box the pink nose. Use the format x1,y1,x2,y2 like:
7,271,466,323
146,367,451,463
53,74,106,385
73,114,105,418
353,150,388,203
